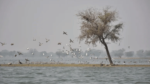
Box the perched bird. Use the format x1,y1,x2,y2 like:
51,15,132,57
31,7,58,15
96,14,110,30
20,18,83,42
39,42,43,46
0,42,5,46
63,31,67,35
70,39,73,43
46,38,50,43
19,60,22,64
58,42,61,45
8,63,12,65
11,43,14,46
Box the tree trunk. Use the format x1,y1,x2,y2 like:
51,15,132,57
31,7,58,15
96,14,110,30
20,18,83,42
103,42,113,65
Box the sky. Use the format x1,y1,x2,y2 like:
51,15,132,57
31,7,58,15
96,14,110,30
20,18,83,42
0,0,150,53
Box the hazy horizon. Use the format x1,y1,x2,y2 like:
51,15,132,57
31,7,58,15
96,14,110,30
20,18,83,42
0,0,150,52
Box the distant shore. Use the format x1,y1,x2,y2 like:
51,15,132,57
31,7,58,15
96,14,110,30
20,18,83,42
0,64,150,67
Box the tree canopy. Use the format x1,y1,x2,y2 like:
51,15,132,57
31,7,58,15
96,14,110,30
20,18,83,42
77,7,123,46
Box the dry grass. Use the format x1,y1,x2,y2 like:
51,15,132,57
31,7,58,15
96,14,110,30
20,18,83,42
0,63,150,67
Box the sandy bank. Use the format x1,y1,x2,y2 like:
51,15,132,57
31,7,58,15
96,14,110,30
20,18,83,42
0,64,150,67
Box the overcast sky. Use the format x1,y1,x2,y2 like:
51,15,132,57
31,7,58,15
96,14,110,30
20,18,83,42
0,0,150,52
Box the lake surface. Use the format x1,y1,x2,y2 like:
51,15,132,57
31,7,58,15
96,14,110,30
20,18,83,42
0,56,150,65
0,67,150,84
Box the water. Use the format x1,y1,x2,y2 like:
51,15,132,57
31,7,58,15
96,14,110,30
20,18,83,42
0,67,150,84
1,56,150,65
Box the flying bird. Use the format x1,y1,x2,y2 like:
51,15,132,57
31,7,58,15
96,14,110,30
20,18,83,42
25,59,29,63
15,54,17,57
25,59,29,61
19,60,22,64
63,31,67,35
0,42,5,46
17,52,23,55
58,42,61,45
46,38,50,43
27,48,29,50
70,39,73,43
11,43,14,46
39,42,43,46
33,38,36,41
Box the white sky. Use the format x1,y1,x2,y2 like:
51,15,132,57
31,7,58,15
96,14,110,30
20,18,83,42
0,0,150,52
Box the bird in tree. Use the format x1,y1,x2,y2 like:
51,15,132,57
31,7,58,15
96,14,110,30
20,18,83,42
77,7,123,65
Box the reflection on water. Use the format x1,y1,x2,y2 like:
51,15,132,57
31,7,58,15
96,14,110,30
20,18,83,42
0,67,150,84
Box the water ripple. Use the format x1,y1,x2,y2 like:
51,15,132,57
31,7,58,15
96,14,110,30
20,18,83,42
0,67,150,84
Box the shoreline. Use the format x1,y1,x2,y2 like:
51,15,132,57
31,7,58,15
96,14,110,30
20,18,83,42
0,64,150,67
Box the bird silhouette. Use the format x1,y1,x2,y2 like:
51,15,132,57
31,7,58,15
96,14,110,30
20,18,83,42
63,31,67,35
58,42,61,45
70,39,73,43
0,42,5,46
11,43,14,46
19,60,22,64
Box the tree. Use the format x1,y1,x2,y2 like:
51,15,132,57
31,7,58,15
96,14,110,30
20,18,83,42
77,7,123,65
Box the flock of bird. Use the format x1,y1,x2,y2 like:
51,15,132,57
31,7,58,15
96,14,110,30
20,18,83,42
0,31,91,65
0,31,150,65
